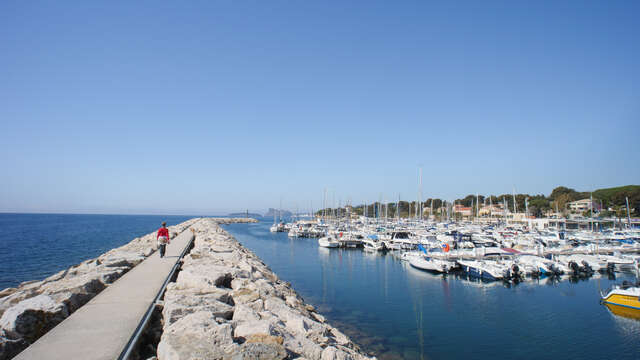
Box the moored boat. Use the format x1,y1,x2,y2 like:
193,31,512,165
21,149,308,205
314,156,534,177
362,238,386,251
409,256,456,273
457,260,507,281
318,236,340,248
601,281,640,318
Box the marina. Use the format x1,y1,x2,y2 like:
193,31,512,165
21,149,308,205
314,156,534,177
2,1,639,358
225,219,640,360
276,213,640,280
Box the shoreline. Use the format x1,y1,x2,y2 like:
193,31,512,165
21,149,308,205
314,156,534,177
156,218,373,360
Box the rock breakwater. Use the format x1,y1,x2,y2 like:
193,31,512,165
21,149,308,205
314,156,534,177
0,218,201,360
157,218,373,360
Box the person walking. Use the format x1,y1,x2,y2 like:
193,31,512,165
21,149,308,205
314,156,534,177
157,221,171,258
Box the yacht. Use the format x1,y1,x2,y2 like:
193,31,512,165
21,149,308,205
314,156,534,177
362,237,386,251
516,254,561,276
318,235,340,248
409,256,456,273
457,259,510,281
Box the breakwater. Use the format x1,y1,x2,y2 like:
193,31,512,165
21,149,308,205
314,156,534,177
0,218,200,359
0,218,373,360
157,218,372,360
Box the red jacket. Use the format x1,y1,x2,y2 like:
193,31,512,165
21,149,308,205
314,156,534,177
157,227,170,241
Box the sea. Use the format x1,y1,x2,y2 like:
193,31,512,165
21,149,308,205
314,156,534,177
1,214,639,359
223,220,640,360
0,213,193,289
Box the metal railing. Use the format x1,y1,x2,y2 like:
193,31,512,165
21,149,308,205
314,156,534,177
117,229,195,360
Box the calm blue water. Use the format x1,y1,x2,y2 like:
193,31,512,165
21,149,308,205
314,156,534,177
0,213,193,289
225,220,640,360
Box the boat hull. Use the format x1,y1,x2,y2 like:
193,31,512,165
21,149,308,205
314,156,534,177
318,238,340,248
460,264,499,281
409,258,452,273
602,293,640,311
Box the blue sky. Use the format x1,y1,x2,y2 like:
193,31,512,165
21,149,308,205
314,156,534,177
1,1,638,215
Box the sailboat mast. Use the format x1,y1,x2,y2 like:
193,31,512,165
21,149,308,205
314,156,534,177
503,196,507,224
626,197,632,229
323,188,326,223
590,192,594,232
489,196,493,221
430,199,433,220
419,167,423,220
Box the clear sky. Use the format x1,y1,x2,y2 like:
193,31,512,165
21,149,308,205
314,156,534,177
1,1,638,215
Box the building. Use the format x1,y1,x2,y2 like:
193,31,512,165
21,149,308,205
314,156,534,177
567,199,601,213
453,205,472,217
479,204,505,217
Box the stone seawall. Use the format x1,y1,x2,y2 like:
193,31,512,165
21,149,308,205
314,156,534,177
157,218,373,360
0,218,205,360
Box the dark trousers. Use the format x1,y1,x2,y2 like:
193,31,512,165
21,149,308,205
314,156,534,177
159,244,166,257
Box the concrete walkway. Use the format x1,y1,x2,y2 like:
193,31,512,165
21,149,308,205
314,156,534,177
14,227,196,360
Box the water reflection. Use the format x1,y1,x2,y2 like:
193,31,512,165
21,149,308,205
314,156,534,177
605,304,640,321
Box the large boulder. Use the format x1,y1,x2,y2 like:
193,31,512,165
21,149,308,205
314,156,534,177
232,305,261,323
163,298,234,328
99,251,145,268
40,271,105,296
175,264,234,291
230,342,288,360
0,295,68,343
282,334,324,360
233,320,278,339
164,285,232,305
322,346,355,360
230,288,260,305
157,311,235,360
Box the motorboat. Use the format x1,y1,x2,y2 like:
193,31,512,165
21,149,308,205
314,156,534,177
516,254,561,276
598,254,636,272
556,255,597,274
318,236,340,248
601,281,640,319
270,222,287,233
482,253,524,280
362,238,386,251
457,259,509,281
400,251,423,262
409,256,456,273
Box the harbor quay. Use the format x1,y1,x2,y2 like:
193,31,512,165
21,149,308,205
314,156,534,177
0,218,372,360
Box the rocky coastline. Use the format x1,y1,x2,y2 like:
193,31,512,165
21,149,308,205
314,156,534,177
156,218,373,360
0,218,374,360
0,218,200,359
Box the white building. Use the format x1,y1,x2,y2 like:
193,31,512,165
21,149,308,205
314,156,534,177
567,199,601,213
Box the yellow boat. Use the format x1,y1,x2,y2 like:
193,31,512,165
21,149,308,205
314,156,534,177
601,281,640,320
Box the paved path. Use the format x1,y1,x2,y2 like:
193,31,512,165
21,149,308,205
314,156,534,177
14,226,196,360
